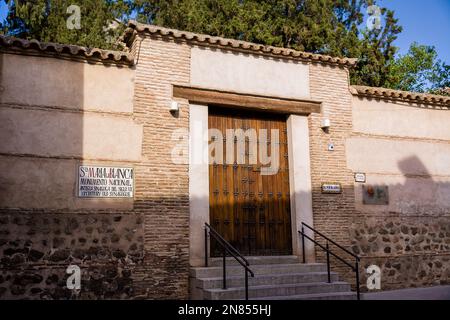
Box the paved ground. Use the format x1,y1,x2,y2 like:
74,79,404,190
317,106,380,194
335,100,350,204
362,285,450,300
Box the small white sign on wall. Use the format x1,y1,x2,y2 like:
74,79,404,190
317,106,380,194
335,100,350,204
354,173,366,183
321,182,342,194
78,165,134,198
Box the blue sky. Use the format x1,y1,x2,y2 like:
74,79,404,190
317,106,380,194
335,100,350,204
378,0,450,63
0,0,449,63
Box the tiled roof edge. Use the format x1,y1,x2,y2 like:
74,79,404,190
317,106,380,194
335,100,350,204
351,85,450,109
125,20,357,67
0,35,134,66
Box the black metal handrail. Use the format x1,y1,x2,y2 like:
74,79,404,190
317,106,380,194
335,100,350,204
299,222,361,300
204,223,255,300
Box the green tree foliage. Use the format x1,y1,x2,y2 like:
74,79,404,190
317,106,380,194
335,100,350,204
386,42,450,94
133,0,403,87
0,0,131,49
430,66,450,96
352,7,402,87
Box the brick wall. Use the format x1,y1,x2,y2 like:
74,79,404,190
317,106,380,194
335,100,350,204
2,29,448,299
0,33,192,299
307,63,360,287
308,63,355,242
130,34,191,299
308,63,450,291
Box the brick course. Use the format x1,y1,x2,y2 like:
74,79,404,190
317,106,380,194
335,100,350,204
130,34,191,299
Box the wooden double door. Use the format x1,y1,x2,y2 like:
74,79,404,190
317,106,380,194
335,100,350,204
209,107,292,256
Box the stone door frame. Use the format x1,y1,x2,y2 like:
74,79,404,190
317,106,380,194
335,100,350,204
179,85,318,266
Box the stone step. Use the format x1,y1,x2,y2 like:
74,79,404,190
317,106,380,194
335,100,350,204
208,255,300,267
193,272,340,290
254,291,357,300
204,282,351,300
191,263,327,278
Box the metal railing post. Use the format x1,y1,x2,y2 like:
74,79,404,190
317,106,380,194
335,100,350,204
205,222,254,300
301,225,306,263
326,241,331,283
204,227,208,267
355,260,360,301
222,246,227,289
245,270,249,300
299,223,361,301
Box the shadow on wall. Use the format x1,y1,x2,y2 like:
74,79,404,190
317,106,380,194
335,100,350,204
0,54,145,300
192,154,450,293
344,155,450,292
0,53,85,209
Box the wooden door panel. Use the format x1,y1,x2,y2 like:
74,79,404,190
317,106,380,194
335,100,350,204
209,107,292,256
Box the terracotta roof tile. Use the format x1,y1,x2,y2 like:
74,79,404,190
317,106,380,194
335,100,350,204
351,85,450,109
124,21,357,67
0,35,134,66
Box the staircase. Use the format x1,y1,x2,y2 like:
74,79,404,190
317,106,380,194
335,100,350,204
190,256,357,300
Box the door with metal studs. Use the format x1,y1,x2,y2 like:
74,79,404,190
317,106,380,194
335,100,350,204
208,107,292,256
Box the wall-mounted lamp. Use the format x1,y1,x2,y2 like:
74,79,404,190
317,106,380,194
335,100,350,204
170,101,179,113
321,118,331,129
